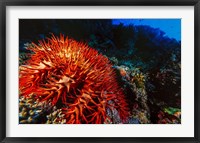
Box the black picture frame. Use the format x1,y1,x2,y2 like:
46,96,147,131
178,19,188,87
0,0,200,143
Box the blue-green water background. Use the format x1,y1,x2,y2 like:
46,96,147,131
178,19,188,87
112,19,181,41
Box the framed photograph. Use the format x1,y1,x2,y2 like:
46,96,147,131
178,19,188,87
0,0,199,142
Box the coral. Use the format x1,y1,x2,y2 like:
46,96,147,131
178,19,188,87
131,109,150,124
128,68,149,112
19,53,30,65
19,34,130,124
109,57,118,65
113,65,131,80
130,68,146,89
46,107,67,124
157,109,181,124
113,65,150,123
19,94,53,124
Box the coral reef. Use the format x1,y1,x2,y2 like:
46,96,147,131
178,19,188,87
19,34,130,124
19,19,181,124
113,66,150,123
157,107,181,124
19,94,53,123
46,107,67,124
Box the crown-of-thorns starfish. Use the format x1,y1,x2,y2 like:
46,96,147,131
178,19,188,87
19,34,130,124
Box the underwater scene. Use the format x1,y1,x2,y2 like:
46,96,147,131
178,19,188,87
19,19,181,124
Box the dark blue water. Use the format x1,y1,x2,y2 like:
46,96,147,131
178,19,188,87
112,19,181,41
